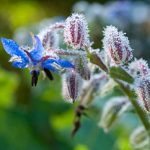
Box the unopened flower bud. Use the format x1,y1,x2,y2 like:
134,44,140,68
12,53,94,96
64,13,90,49
103,26,133,65
74,57,91,80
99,97,131,132
38,29,58,50
129,58,149,78
130,126,149,149
136,77,150,112
62,70,82,103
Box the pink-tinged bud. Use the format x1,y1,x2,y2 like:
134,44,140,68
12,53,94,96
103,26,133,65
38,29,58,50
129,58,149,78
62,70,82,103
64,13,90,49
74,57,91,80
136,77,150,112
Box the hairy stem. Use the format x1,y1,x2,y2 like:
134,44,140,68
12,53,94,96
54,49,87,56
116,80,150,135
49,22,65,30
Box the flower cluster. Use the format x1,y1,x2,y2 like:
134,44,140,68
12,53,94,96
2,13,150,147
73,1,150,59
2,13,150,109
1,34,74,86
1,13,93,103
1,13,150,108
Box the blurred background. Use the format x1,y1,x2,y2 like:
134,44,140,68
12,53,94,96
0,0,150,150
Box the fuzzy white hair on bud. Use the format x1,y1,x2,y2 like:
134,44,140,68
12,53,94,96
103,25,133,65
129,58,149,78
62,70,82,103
64,13,90,49
38,28,58,51
135,77,150,112
74,56,91,80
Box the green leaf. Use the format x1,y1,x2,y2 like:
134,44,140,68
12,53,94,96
110,67,134,84
89,52,108,72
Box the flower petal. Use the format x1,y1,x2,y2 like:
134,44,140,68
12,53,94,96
30,35,44,62
1,37,29,63
12,61,27,68
56,59,74,68
42,59,57,72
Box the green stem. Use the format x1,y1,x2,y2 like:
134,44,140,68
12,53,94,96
116,80,150,135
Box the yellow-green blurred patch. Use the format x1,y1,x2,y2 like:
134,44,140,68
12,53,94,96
0,67,18,108
50,109,74,130
3,1,46,28
117,135,132,150
74,144,89,150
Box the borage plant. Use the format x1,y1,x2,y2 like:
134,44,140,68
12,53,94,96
1,13,150,149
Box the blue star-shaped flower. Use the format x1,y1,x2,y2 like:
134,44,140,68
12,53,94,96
1,35,74,86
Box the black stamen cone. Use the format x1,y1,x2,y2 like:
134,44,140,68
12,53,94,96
43,68,54,80
31,70,39,86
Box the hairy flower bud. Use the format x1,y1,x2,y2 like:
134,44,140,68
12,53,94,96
130,126,149,149
74,57,91,80
64,13,90,49
129,58,149,78
38,29,58,50
136,77,150,112
62,70,82,103
103,26,133,65
99,97,131,132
